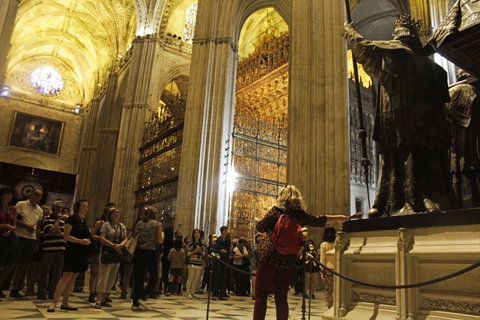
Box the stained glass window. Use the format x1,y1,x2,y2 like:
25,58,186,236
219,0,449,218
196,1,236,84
183,3,197,42
31,67,64,95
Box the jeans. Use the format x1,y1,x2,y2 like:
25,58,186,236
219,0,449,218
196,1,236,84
253,260,294,320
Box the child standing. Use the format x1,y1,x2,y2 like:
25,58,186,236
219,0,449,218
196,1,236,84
166,239,185,295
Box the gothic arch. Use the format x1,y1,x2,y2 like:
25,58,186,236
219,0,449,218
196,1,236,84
234,0,291,40
157,64,191,100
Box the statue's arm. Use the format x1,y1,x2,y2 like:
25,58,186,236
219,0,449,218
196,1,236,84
343,22,384,79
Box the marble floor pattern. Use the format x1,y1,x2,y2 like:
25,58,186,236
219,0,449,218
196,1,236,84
0,289,330,319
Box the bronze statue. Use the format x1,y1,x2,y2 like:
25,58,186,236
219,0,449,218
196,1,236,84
446,70,480,208
343,15,457,218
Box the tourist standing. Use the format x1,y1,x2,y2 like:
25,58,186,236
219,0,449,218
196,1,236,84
131,206,163,311
48,199,92,312
253,185,349,320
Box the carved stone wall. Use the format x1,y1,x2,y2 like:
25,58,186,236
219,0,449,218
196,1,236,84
328,215,480,320
0,98,83,174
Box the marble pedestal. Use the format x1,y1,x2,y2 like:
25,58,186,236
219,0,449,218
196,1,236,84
323,209,480,320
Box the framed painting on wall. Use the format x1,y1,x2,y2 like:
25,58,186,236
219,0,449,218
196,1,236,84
7,112,65,156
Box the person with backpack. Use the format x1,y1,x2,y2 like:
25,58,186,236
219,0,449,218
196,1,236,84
253,185,349,320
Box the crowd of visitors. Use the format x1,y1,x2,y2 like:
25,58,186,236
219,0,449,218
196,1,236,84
0,185,349,316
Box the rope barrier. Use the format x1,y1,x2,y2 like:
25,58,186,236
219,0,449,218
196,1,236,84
307,254,480,289
210,252,480,290
211,253,256,276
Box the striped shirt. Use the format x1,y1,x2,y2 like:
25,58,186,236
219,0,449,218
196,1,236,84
187,242,205,266
42,214,66,252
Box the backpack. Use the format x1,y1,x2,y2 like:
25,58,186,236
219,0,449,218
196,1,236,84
271,209,304,255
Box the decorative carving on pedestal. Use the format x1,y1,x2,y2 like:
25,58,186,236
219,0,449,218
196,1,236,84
397,227,414,252
424,299,480,315
335,231,350,252
354,292,396,305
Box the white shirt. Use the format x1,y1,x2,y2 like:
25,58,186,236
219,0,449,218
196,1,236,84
233,246,248,265
15,200,43,240
320,241,335,270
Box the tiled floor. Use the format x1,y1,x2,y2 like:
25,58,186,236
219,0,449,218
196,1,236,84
0,289,329,319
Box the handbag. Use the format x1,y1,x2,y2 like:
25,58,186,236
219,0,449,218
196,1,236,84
100,245,123,264
125,231,139,255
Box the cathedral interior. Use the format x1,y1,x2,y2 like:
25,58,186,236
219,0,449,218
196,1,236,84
0,0,479,318
0,0,478,237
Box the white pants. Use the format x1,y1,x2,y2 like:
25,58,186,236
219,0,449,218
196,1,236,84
186,265,203,294
97,261,120,293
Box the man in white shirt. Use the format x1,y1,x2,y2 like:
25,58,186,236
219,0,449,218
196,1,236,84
233,237,250,297
0,189,43,299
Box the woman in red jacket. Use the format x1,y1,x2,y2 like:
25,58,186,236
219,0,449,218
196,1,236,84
253,185,349,320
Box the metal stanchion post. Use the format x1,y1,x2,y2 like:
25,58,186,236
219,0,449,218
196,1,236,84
206,255,216,320
301,227,309,320
308,254,313,320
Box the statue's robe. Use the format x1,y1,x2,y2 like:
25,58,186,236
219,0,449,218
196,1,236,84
344,25,457,216
447,80,480,208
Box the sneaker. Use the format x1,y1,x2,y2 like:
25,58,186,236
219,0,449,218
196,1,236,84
191,294,198,299
186,294,193,299
88,293,96,303
131,304,143,311
37,294,48,300
9,290,24,299
138,301,150,311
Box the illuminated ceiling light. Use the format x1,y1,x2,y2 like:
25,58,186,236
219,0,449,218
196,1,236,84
0,86,10,97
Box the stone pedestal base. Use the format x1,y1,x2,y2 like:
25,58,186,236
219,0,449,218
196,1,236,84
323,209,480,320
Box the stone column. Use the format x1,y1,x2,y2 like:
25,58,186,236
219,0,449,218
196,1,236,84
176,0,237,235
76,98,100,222
289,0,350,229
0,0,20,89
88,70,121,218
110,35,160,229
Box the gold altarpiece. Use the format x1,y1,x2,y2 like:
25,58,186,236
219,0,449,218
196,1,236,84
229,31,290,240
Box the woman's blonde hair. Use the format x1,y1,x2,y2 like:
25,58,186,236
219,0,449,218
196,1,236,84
141,206,158,222
277,185,306,211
